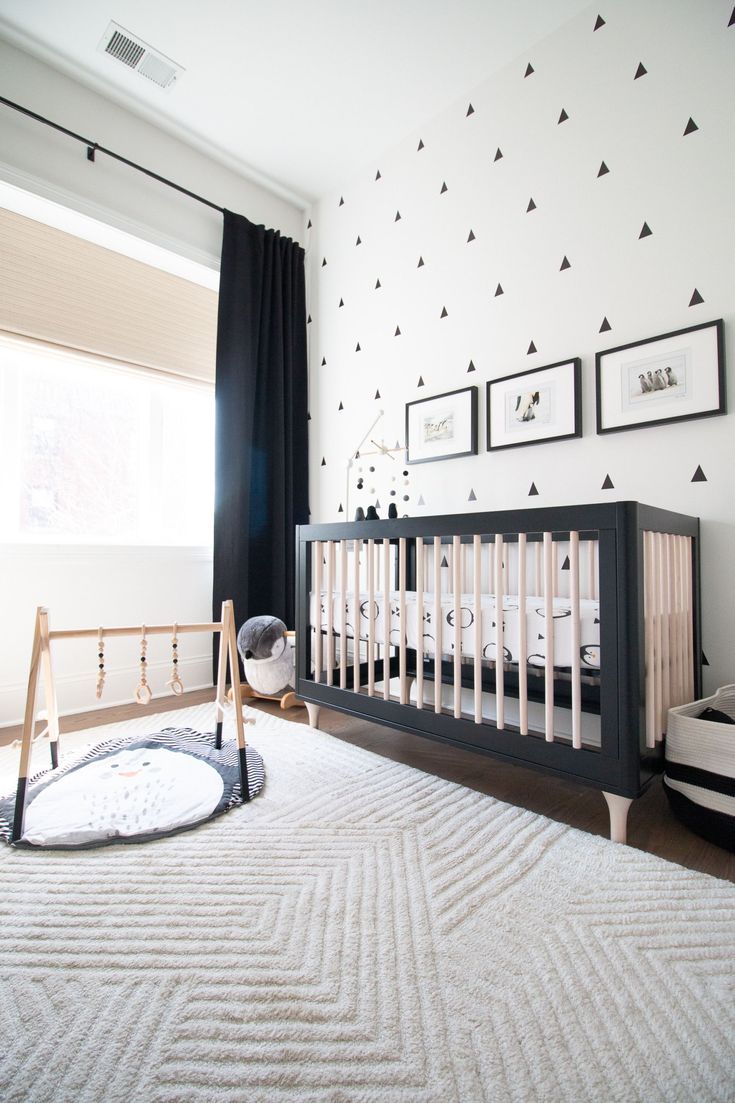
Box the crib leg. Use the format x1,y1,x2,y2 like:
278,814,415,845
305,702,321,730
602,792,633,845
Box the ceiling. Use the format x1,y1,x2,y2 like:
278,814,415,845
0,0,592,205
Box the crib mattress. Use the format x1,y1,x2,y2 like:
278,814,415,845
312,591,601,670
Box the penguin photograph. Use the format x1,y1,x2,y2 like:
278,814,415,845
625,352,688,407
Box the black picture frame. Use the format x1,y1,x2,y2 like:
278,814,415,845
596,319,725,435
405,385,478,464
486,358,582,451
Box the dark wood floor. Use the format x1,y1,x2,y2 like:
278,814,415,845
4,689,733,882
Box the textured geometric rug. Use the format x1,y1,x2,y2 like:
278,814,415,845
0,703,734,1103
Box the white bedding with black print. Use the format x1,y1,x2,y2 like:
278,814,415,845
0,727,264,849
312,591,601,670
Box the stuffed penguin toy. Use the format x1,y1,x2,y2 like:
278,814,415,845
237,615,294,696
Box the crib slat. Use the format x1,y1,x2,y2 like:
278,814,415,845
326,540,335,687
367,538,375,696
569,531,581,749
543,531,554,741
534,541,542,596
495,534,505,730
353,539,361,694
587,539,597,601
399,537,408,705
653,532,663,741
314,540,322,684
518,533,528,736
383,538,391,701
434,536,442,715
659,533,670,738
453,535,461,719
340,540,348,689
416,538,424,711
643,532,656,749
473,534,482,724
684,536,694,700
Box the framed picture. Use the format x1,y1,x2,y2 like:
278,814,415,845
405,385,478,464
596,319,725,434
486,358,581,451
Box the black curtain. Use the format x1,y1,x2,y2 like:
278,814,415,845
213,210,308,642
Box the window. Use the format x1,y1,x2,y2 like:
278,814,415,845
0,336,215,545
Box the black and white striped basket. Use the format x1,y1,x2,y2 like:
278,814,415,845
664,685,735,853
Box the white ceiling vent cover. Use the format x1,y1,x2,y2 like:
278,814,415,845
98,22,184,89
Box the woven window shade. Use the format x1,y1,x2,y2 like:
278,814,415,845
0,207,217,382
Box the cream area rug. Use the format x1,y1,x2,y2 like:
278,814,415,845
0,703,733,1103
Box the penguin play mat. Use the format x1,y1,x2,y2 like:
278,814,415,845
0,726,265,849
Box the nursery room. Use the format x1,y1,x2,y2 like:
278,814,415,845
0,0,734,1100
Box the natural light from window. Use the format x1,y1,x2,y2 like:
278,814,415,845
0,337,215,545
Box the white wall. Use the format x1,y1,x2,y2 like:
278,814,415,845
307,0,735,694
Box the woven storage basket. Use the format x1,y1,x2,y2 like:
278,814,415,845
664,685,735,852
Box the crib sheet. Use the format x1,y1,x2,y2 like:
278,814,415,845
312,591,601,670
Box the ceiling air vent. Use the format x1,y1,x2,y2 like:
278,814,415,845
98,22,184,90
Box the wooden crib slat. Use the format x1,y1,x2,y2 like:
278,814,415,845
543,531,554,741
473,534,482,724
326,540,335,687
495,534,505,730
434,536,442,715
367,538,375,696
416,538,424,711
399,537,408,705
534,541,542,596
643,532,656,749
314,540,322,684
453,535,461,718
340,539,348,690
587,539,597,601
353,538,361,694
667,535,678,714
684,535,694,700
570,531,582,749
659,533,670,738
518,533,528,736
383,537,391,702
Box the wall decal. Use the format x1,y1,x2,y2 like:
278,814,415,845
339,197,344,207
487,358,582,451
692,465,707,482
598,161,610,176
321,257,327,266
527,198,537,212
355,343,361,351
307,315,312,324
596,319,725,434
395,210,401,221
339,298,344,307
440,307,448,318
562,556,570,570
683,117,698,135
466,103,475,116
527,340,537,354
307,219,312,229
689,288,704,306
602,474,614,489
321,457,326,466
338,401,344,411
467,230,476,242
703,652,710,666
375,170,382,181
375,279,381,289
374,390,381,399
307,412,311,422
406,386,478,464
418,495,425,506
440,182,448,194
560,256,571,270
639,222,652,238
594,14,606,30
321,357,326,366
395,326,402,336
494,148,503,161
467,360,476,372
525,63,534,77
529,483,539,496
634,62,647,79
338,502,343,512
417,139,424,151
495,284,504,296
558,109,569,123
417,256,425,267
417,376,425,387
356,236,362,246
599,317,611,332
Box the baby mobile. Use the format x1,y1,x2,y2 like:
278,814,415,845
345,410,411,521
94,624,185,703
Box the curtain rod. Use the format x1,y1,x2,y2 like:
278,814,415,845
0,95,225,214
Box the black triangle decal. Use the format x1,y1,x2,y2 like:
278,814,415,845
418,495,425,506
440,306,448,318
495,283,504,297
602,474,614,490
467,360,476,372
417,256,424,267
468,489,477,502
561,556,570,570
395,210,401,222
417,139,424,151
529,482,539,496
494,147,503,162
691,465,707,482
356,235,362,246
417,375,424,387
355,343,361,352
683,117,698,136
375,390,381,400
339,297,344,307
600,317,611,332
594,14,606,30
467,230,475,242
560,256,571,271
598,161,609,176
639,221,652,238
321,457,326,466
339,196,344,207
307,314,312,324
527,197,537,212
322,358,327,368
338,401,344,411
538,634,544,641
375,169,382,180
527,340,537,354
395,326,401,336
634,62,647,79
440,182,448,194
466,103,475,116
558,108,569,123
375,279,381,289
338,502,343,512
322,257,327,266
441,555,449,567
729,6,735,26
355,450,360,459
307,219,312,229
702,651,710,666
525,62,534,77
307,412,311,421
689,288,704,306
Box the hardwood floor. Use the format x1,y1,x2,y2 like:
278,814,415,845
3,689,733,882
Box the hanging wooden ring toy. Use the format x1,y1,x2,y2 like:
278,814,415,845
135,625,152,705
168,623,184,696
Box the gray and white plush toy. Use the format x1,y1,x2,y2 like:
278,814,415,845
237,615,294,696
